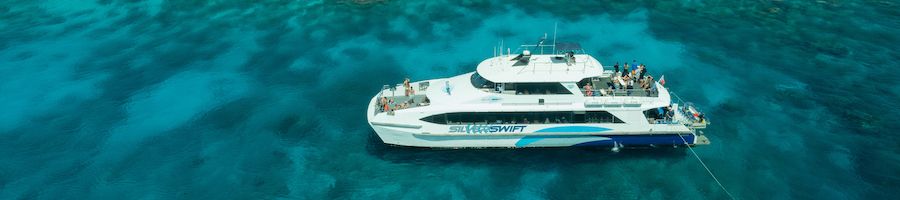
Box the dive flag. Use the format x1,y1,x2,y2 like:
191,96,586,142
659,75,666,86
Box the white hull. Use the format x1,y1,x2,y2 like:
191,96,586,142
366,92,698,148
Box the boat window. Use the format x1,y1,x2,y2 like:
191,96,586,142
420,111,624,125
470,72,494,89
510,83,572,95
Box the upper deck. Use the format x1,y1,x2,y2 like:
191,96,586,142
476,43,603,83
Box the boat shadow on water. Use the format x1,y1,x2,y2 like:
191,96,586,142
364,131,690,167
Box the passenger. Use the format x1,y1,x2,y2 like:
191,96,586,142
624,76,633,92
614,62,620,74
629,75,636,87
639,64,647,80
634,64,642,80
523,118,530,124
584,83,593,96
403,77,410,88
389,98,395,110
631,60,638,72
640,78,649,89
403,77,411,96
386,98,395,114
666,106,675,118
544,118,550,124
622,64,629,77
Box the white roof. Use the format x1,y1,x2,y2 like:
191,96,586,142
476,54,604,83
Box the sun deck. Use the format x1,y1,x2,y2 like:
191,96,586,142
476,54,603,83
578,73,660,97
374,82,431,116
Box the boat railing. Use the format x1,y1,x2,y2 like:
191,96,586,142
579,75,660,97
580,88,659,97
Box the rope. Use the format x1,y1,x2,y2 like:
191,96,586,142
679,134,737,200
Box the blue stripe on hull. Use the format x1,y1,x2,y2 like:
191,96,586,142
572,134,695,147
534,126,610,133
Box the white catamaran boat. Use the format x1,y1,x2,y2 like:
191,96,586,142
367,36,711,148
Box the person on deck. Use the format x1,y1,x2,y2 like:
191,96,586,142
631,60,638,72
639,78,648,89
645,76,655,90
614,62,620,74
387,98,395,114
638,64,647,80
403,78,411,96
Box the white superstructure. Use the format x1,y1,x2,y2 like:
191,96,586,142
367,41,710,148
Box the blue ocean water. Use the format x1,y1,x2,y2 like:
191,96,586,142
1,0,898,199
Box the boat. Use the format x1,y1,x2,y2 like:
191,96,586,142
366,36,711,148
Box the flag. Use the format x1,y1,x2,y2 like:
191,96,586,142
659,75,666,86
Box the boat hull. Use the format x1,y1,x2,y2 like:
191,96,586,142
371,124,696,148
366,89,698,148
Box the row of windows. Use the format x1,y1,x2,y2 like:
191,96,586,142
471,73,573,95
420,111,625,125
506,83,572,95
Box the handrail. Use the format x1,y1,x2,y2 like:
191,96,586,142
581,88,659,97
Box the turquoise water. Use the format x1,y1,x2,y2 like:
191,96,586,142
1,0,898,199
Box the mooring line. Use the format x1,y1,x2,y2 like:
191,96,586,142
679,134,736,200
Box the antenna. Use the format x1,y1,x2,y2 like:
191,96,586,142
552,22,558,54
498,39,502,57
